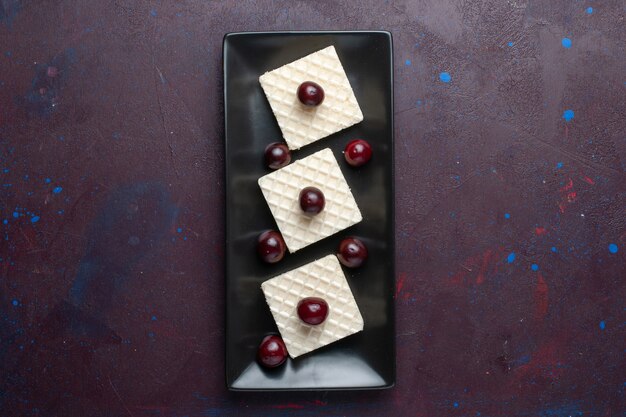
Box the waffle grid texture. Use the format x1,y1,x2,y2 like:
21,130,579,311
257,148,362,253
259,46,363,150
260,255,364,358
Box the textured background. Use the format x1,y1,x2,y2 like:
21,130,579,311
1,1,624,416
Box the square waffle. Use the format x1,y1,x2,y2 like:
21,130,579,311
261,255,364,358
258,148,362,253
259,45,363,150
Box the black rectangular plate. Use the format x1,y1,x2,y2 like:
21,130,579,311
224,31,394,391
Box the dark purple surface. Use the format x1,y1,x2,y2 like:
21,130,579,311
1,1,624,416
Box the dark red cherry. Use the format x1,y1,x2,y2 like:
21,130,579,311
297,297,329,325
344,139,372,167
257,334,288,368
297,81,325,106
299,187,325,215
337,237,368,268
264,142,291,170
257,230,286,263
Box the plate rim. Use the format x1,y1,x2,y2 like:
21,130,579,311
223,30,395,391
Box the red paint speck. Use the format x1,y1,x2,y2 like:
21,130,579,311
475,249,495,284
534,273,548,320
447,248,502,287
395,273,406,298
560,178,574,192
535,227,547,236
582,176,595,185
449,271,467,286
557,178,577,213
566,191,577,202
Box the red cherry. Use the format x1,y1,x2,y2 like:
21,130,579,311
299,187,325,215
264,142,291,170
337,237,368,268
297,81,324,106
297,297,329,325
257,230,286,263
257,334,288,368
344,139,372,167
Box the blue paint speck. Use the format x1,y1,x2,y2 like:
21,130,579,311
183,236,188,241
586,7,593,14
608,243,618,254
177,227,182,233
148,331,155,338
45,178,51,183
504,213,511,219
151,315,157,321
551,246,558,253
562,37,572,48
531,263,539,271
556,162,563,169
454,402,459,408
563,109,575,121
150,9,157,17
416,99,423,107
507,252,516,263
439,72,451,83
599,321,605,330
2,219,7,225
4,51,11,57
507,41,514,47
31,216,40,223
12,211,19,218
2,168,8,173
53,186,63,194
405,59,411,66
12,299,19,306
